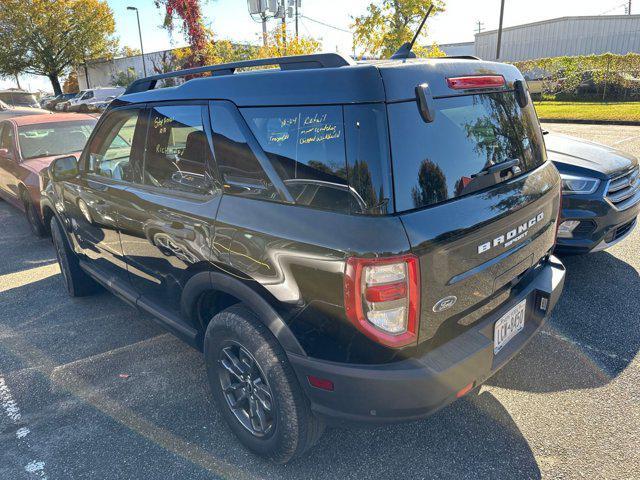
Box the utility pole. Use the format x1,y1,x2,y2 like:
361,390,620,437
281,0,287,53
261,12,268,46
629,0,632,15
295,0,299,39
476,20,484,35
496,0,505,60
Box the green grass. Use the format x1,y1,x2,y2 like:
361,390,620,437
534,101,640,122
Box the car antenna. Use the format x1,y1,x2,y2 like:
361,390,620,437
391,5,434,60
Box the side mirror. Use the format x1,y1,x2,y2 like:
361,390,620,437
0,147,13,159
49,155,78,182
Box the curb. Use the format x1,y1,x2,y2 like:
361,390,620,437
539,118,640,127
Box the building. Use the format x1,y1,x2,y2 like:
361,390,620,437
440,41,475,57
440,15,640,62
77,49,177,90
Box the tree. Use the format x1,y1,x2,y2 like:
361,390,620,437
63,71,80,93
155,0,209,67
120,46,142,58
0,0,117,95
0,41,28,89
252,25,321,59
352,0,446,59
111,68,139,88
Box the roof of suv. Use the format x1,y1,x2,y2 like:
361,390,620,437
116,53,525,108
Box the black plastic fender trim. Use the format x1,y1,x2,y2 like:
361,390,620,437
181,271,307,357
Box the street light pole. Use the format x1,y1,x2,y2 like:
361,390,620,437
127,6,147,77
496,0,505,60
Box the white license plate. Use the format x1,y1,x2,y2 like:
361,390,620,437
493,300,526,354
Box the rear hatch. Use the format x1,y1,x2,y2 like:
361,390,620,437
379,60,561,344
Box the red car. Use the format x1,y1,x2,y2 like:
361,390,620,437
0,113,97,236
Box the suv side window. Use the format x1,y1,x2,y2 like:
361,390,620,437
210,101,277,201
241,106,351,214
85,108,144,182
143,104,215,195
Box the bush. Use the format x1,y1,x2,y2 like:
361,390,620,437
514,53,640,102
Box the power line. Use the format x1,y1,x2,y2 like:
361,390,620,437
599,1,628,15
299,15,351,34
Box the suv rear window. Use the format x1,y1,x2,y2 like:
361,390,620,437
241,105,392,215
389,92,546,212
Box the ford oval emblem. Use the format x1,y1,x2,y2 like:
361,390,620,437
433,296,457,313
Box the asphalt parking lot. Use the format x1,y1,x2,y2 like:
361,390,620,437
1,123,639,480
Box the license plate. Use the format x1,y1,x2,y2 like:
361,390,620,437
493,300,526,354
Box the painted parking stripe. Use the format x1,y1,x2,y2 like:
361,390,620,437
0,377,49,479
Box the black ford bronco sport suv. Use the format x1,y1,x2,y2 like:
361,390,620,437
42,53,566,463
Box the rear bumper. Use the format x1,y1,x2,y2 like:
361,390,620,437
289,256,565,423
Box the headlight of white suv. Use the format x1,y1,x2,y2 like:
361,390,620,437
560,174,600,195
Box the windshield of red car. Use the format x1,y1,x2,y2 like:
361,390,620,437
18,120,96,160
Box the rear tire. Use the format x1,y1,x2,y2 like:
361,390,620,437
22,194,47,238
50,216,99,297
204,304,324,463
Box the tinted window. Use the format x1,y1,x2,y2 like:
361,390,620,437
143,104,215,195
242,106,351,213
389,92,547,211
86,109,143,182
210,102,276,201
344,104,393,215
18,120,96,159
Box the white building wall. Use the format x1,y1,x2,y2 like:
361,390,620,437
475,15,640,62
77,49,175,90
440,42,475,57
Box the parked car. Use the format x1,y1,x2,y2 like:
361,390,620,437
0,113,97,236
67,87,126,113
0,89,40,108
546,132,640,253
38,95,56,108
44,93,79,111
84,95,118,113
42,53,565,462
0,100,51,121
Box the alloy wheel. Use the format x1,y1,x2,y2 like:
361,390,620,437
218,342,275,438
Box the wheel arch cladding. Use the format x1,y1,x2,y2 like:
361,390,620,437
181,271,307,356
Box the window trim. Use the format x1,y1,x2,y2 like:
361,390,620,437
209,100,294,204
138,100,219,199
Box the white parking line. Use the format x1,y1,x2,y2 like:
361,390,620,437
612,135,640,146
0,377,48,480
0,263,59,293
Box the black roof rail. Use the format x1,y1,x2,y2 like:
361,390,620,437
443,55,482,60
125,53,355,95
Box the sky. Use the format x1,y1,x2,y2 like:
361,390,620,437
2,0,636,93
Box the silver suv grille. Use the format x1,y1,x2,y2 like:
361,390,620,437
606,166,640,210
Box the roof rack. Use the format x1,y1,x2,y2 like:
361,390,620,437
443,55,482,61
125,53,355,95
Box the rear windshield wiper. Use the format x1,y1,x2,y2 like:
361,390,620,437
472,158,521,178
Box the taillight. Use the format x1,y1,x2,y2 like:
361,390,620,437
447,75,506,90
344,255,420,348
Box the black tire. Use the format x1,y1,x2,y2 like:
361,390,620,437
50,216,99,297
204,304,324,463
22,194,47,238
